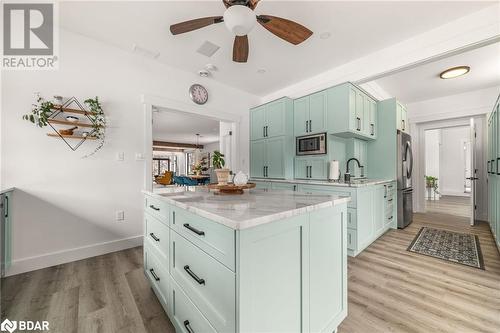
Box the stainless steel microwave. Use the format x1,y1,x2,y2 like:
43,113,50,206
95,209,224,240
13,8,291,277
296,133,327,155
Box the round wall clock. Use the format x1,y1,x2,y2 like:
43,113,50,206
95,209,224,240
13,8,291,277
189,84,209,105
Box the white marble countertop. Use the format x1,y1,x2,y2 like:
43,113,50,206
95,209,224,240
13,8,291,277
250,178,395,188
144,187,350,230
0,187,15,195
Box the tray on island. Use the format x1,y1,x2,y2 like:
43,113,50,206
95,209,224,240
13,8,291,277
207,183,256,195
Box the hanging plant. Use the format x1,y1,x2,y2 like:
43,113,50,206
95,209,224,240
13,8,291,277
22,93,54,127
82,96,106,158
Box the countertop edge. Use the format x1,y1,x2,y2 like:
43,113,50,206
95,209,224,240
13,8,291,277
250,178,396,188
0,187,15,195
143,190,350,230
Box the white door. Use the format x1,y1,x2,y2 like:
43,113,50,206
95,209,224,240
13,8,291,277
469,118,477,226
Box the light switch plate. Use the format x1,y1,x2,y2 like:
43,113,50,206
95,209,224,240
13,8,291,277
117,152,124,161
115,211,125,221
135,153,144,161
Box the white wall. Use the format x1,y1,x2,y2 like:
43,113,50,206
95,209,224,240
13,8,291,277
440,127,470,196
425,129,441,197
203,141,220,155
407,86,500,123
1,29,259,275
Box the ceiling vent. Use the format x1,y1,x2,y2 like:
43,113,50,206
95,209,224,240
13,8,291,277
197,41,220,58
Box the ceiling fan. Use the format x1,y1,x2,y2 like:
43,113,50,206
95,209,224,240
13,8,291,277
170,0,313,63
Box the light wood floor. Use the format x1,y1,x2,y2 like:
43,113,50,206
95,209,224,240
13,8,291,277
3,211,499,333
425,195,472,218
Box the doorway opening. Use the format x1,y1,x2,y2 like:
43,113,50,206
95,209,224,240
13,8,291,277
424,125,473,219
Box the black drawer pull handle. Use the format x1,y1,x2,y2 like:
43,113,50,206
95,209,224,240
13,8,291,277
183,223,205,236
184,320,194,333
388,216,393,220
149,205,160,211
184,265,205,285
388,199,393,202
149,268,160,281
149,233,160,242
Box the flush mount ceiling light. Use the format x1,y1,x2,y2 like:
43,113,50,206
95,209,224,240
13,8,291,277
439,66,470,79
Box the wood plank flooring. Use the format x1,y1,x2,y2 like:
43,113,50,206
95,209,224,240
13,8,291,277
425,195,472,218
2,211,499,333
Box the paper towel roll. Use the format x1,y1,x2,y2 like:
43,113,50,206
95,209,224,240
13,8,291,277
328,160,340,181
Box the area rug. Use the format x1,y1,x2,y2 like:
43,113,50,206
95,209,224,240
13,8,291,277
407,227,484,269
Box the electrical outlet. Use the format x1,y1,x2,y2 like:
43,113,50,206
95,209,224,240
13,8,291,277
117,152,124,161
115,211,125,221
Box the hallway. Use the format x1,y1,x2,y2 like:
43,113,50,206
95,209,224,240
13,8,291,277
425,195,472,218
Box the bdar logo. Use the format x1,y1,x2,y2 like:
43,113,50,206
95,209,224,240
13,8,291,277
0,319,17,333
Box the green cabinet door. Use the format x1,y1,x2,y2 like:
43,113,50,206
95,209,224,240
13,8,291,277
309,158,328,180
309,91,327,134
294,158,308,179
3,192,12,270
401,105,408,132
250,140,266,178
266,100,286,138
294,96,309,136
362,95,371,137
368,98,377,139
266,137,286,179
354,89,364,134
348,86,357,133
251,106,266,140
374,185,385,235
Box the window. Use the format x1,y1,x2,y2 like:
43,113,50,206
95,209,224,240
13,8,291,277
186,152,194,174
153,157,177,176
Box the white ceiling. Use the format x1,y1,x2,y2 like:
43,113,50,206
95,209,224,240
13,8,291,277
59,1,494,96
153,108,220,144
372,42,500,104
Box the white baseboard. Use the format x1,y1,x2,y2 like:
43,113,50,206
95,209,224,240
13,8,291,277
6,235,143,276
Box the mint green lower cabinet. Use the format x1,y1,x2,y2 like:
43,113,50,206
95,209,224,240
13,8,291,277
297,183,395,257
3,191,12,270
253,181,271,190
170,230,235,333
238,204,347,333
143,194,348,333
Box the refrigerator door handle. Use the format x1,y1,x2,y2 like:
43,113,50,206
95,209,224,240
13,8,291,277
406,142,413,178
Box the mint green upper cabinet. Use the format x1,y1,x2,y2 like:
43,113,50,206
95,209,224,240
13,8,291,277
250,98,291,140
250,106,266,140
327,83,377,141
396,102,408,132
294,159,308,179
250,140,266,178
266,100,287,137
368,98,377,139
309,91,327,134
266,137,286,178
293,91,327,136
294,96,309,136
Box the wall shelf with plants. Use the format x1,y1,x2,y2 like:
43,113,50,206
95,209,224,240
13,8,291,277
23,94,106,157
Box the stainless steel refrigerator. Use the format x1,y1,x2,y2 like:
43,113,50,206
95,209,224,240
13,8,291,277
397,130,413,228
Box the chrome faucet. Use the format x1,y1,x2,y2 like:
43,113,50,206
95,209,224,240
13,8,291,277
344,158,364,183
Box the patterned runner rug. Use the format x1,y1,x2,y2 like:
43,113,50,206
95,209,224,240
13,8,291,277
407,227,484,269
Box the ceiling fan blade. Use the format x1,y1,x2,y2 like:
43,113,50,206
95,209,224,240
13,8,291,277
248,0,260,10
257,15,313,45
233,35,249,63
170,16,223,35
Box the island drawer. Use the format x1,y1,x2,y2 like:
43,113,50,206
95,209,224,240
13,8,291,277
171,230,235,333
169,277,217,333
144,213,169,259
144,195,169,222
347,228,357,251
171,208,235,271
347,208,357,229
144,242,169,305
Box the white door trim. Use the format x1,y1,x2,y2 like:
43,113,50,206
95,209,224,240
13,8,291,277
141,94,241,192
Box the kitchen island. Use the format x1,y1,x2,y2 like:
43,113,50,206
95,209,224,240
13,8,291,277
143,187,349,333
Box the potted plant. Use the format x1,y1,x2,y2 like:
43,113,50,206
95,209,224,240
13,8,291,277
425,175,439,199
193,162,203,176
212,150,230,185
23,93,54,127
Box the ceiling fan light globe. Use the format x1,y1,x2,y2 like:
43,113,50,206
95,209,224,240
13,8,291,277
223,5,256,36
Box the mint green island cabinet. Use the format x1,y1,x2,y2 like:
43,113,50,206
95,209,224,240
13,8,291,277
143,188,349,333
